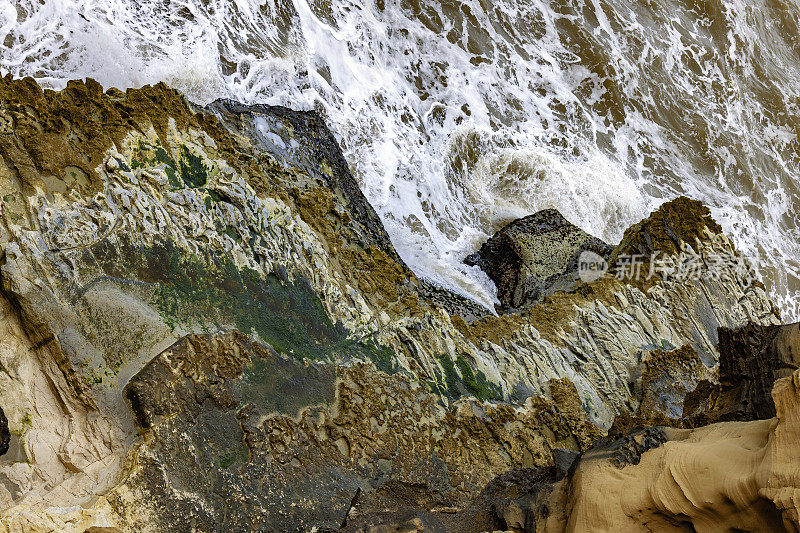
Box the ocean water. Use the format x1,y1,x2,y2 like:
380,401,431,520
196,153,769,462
2,0,799,318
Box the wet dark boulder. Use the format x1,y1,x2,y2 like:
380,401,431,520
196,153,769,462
465,209,613,311
684,321,800,424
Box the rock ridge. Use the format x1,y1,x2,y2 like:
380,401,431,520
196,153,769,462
0,76,790,531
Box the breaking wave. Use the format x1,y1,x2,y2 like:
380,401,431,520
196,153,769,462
2,0,799,316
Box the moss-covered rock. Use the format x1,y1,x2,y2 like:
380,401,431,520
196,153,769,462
465,208,613,311
0,76,783,532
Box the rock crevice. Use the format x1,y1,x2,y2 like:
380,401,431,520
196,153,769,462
0,76,791,532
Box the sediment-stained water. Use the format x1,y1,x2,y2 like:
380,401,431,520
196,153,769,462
2,0,798,317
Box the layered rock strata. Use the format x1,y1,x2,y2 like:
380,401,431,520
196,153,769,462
0,76,787,531
339,323,800,533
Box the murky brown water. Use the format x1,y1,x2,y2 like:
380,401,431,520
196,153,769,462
2,0,799,315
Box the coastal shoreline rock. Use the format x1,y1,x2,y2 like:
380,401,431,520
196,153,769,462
0,76,790,531
465,208,613,311
342,329,800,532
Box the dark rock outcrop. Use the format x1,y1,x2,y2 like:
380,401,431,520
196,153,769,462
684,321,800,424
0,406,8,457
465,209,612,311
605,427,670,468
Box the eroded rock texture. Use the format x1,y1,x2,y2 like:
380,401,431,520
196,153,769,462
684,322,800,426
0,76,790,531
110,332,601,531
538,368,800,533
347,365,800,533
465,208,613,311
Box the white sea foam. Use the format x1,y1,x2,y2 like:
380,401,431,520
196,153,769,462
1,0,799,317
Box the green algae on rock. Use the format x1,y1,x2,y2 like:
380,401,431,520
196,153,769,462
0,77,786,531
465,208,613,311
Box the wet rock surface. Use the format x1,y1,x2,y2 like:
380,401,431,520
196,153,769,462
205,99,402,269
684,321,800,425
0,77,791,532
465,209,613,311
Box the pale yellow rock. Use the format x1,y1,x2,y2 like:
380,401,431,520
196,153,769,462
540,369,800,532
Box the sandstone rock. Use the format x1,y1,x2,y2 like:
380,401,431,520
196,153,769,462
0,76,786,531
465,209,613,311
533,368,800,532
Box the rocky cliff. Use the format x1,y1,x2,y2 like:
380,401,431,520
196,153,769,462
0,76,792,532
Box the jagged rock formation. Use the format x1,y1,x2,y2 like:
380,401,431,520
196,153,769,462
609,322,800,435
607,344,710,437
684,322,800,425
341,327,800,532
465,208,613,311
0,408,8,458
610,195,723,262
0,76,789,531
111,332,599,530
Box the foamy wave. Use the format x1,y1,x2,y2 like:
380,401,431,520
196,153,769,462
2,0,799,317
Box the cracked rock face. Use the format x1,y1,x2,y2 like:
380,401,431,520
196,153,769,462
465,208,613,311
0,77,791,532
347,327,800,533
684,321,800,425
